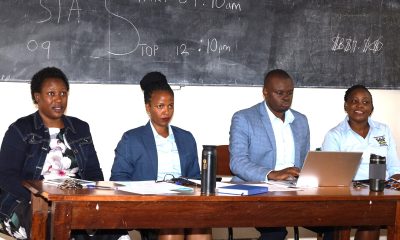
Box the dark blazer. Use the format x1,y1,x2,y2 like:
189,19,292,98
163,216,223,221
110,122,200,181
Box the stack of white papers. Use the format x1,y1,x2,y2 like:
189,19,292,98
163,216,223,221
115,181,194,194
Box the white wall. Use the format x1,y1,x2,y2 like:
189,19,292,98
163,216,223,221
1,82,400,180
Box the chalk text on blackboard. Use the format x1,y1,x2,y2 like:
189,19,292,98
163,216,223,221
27,40,51,60
207,38,231,54
211,0,241,11
37,0,82,24
175,38,232,56
105,0,141,56
176,44,190,56
331,33,383,54
139,44,159,57
178,0,241,11
362,37,383,53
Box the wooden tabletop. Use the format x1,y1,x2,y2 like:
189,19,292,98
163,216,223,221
23,180,400,240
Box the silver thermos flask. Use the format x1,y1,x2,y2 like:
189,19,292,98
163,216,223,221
369,154,386,192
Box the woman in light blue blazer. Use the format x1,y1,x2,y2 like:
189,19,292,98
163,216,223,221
110,71,210,240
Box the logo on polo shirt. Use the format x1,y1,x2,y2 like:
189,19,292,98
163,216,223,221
374,135,388,146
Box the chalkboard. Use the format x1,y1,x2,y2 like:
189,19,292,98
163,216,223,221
0,0,399,88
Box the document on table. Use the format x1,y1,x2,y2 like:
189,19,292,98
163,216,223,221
115,180,194,194
216,182,301,192
188,179,301,192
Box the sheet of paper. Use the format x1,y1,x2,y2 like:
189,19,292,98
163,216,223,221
115,181,193,194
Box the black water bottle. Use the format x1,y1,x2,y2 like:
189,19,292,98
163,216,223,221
369,154,386,192
201,145,217,195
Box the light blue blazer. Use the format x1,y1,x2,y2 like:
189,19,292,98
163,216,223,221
229,102,310,182
110,122,200,181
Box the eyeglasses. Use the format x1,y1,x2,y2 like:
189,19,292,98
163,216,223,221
155,174,200,187
155,174,175,183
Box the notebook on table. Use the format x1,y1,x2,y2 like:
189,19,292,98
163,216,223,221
275,151,363,188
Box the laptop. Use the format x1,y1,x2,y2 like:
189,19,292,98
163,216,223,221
280,151,362,188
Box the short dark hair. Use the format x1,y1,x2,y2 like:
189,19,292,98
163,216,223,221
140,71,173,104
344,84,372,102
30,67,69,104
344,84,374,112
264,69,292,87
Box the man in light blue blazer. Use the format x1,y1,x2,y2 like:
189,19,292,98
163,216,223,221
229,69,313,240
230,69,310,183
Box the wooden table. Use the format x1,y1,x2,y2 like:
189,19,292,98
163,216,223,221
23,180,400,240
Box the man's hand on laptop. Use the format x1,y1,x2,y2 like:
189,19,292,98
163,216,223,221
267,167,300,181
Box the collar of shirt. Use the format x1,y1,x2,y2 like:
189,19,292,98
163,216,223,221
149,122,175,142
264,102,295,125
343,116,376,131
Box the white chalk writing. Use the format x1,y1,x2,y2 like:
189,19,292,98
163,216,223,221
207,38,231,54
27,40,51,59
211,0,241,11
37,0,81,24
178,0,241,12
176,38,233,57
104,0,141,56
139,44,159,57
331,33,383,54
362,37,383,53
176,43,190,56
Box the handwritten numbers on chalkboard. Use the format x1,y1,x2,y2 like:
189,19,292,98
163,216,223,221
176,44,190,56
331,34,383,55
211,0,242,11
27,40,51,60
362,37,383,54
207,38,232,55
177,0,242,12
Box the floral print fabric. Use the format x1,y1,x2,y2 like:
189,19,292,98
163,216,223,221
41,128,79,179
2,128,80,239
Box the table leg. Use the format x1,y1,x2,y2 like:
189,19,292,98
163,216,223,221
386,201,400,240
30,192,48,240
51,202,72,240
